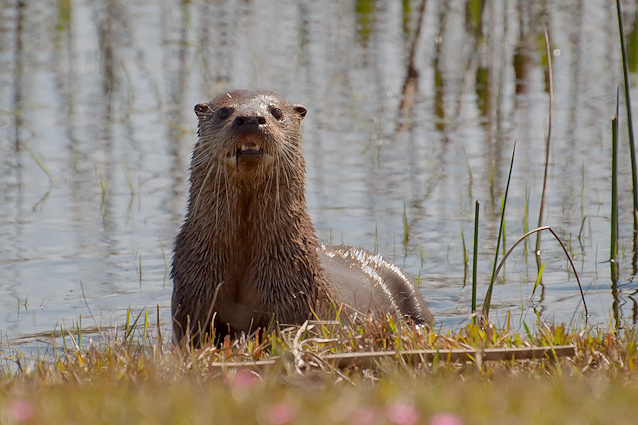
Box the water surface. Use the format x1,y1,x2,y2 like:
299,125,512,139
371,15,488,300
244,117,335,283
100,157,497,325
1,0,636,342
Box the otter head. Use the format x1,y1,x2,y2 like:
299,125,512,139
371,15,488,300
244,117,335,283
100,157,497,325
193,90,307,181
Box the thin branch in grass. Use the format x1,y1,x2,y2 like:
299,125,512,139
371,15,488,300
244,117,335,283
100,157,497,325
204,345,577,369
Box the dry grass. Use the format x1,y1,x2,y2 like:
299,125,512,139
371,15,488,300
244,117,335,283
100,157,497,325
1,315,638,424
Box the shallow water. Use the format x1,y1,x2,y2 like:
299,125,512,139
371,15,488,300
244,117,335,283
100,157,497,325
1,0,637,342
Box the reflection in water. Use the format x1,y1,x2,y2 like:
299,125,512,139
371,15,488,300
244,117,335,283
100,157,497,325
10,1,25,153
433,2,448,133
469,0,487,123
5,0,26,319
356,0,376,45
396,0,426,133
0,0,636,340
164,0,193,233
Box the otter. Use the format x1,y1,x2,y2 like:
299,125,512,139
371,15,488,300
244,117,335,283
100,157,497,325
171,90,433,345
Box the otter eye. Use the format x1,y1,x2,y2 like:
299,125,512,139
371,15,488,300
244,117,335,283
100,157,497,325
218,107,231,120
271,108,283,120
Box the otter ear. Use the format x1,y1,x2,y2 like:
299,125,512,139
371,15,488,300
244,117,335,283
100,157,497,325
194,103,210,118
293,104,307,120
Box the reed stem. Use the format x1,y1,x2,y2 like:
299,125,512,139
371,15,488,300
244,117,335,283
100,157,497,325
535,29,553,265
471,201,479,322
616,0,638,235
611,90,620,283
483,144,516,319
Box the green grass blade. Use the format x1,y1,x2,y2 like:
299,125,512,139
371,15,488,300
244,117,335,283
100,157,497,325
472,201,479,322
483,143,516,319
77,315,82,349
144,309,149,342
616,0,638,234
402,201,410,246
532,262,545,297
612,89,620,282
125,307,131,335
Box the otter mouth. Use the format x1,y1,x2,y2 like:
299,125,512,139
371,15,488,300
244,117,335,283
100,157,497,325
235,144,264,168
236,144,264,157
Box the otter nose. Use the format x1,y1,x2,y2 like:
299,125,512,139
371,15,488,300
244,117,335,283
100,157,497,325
233,115,266,128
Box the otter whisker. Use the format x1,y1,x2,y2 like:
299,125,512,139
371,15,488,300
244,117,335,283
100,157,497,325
190,136,218,165
275,158,281,210
223,163,231,228
276,145,296,189
192,145,220,217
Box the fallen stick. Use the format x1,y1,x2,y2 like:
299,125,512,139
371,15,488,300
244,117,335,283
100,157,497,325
208,345,577,369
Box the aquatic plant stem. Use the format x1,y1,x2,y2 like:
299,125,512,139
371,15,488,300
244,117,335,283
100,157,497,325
610,87,621,326
535,29,553,268
483,143,516,319
616,0,638,235
612,90,620,282
490,226,588,319
472,201,479,323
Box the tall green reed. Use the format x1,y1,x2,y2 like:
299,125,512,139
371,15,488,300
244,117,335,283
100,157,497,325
616,0,638,237
611,91,619,283
471,201,479,323
482,144,515,319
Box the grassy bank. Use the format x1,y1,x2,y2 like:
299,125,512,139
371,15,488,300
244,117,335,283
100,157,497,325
1,320,637,425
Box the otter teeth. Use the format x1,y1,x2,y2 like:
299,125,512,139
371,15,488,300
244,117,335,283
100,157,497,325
238,144,263,154
241,144,260,152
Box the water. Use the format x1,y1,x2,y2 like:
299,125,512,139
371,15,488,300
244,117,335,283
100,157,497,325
1,0,636,343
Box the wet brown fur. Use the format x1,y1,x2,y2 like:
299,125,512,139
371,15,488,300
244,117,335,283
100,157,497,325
171,90,432,345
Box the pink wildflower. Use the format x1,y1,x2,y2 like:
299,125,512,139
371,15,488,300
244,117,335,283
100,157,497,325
229,369,260,390
430,412,465,425
386,402,420,425
7,399,35,422
349,407,378,425
267,402,297,425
